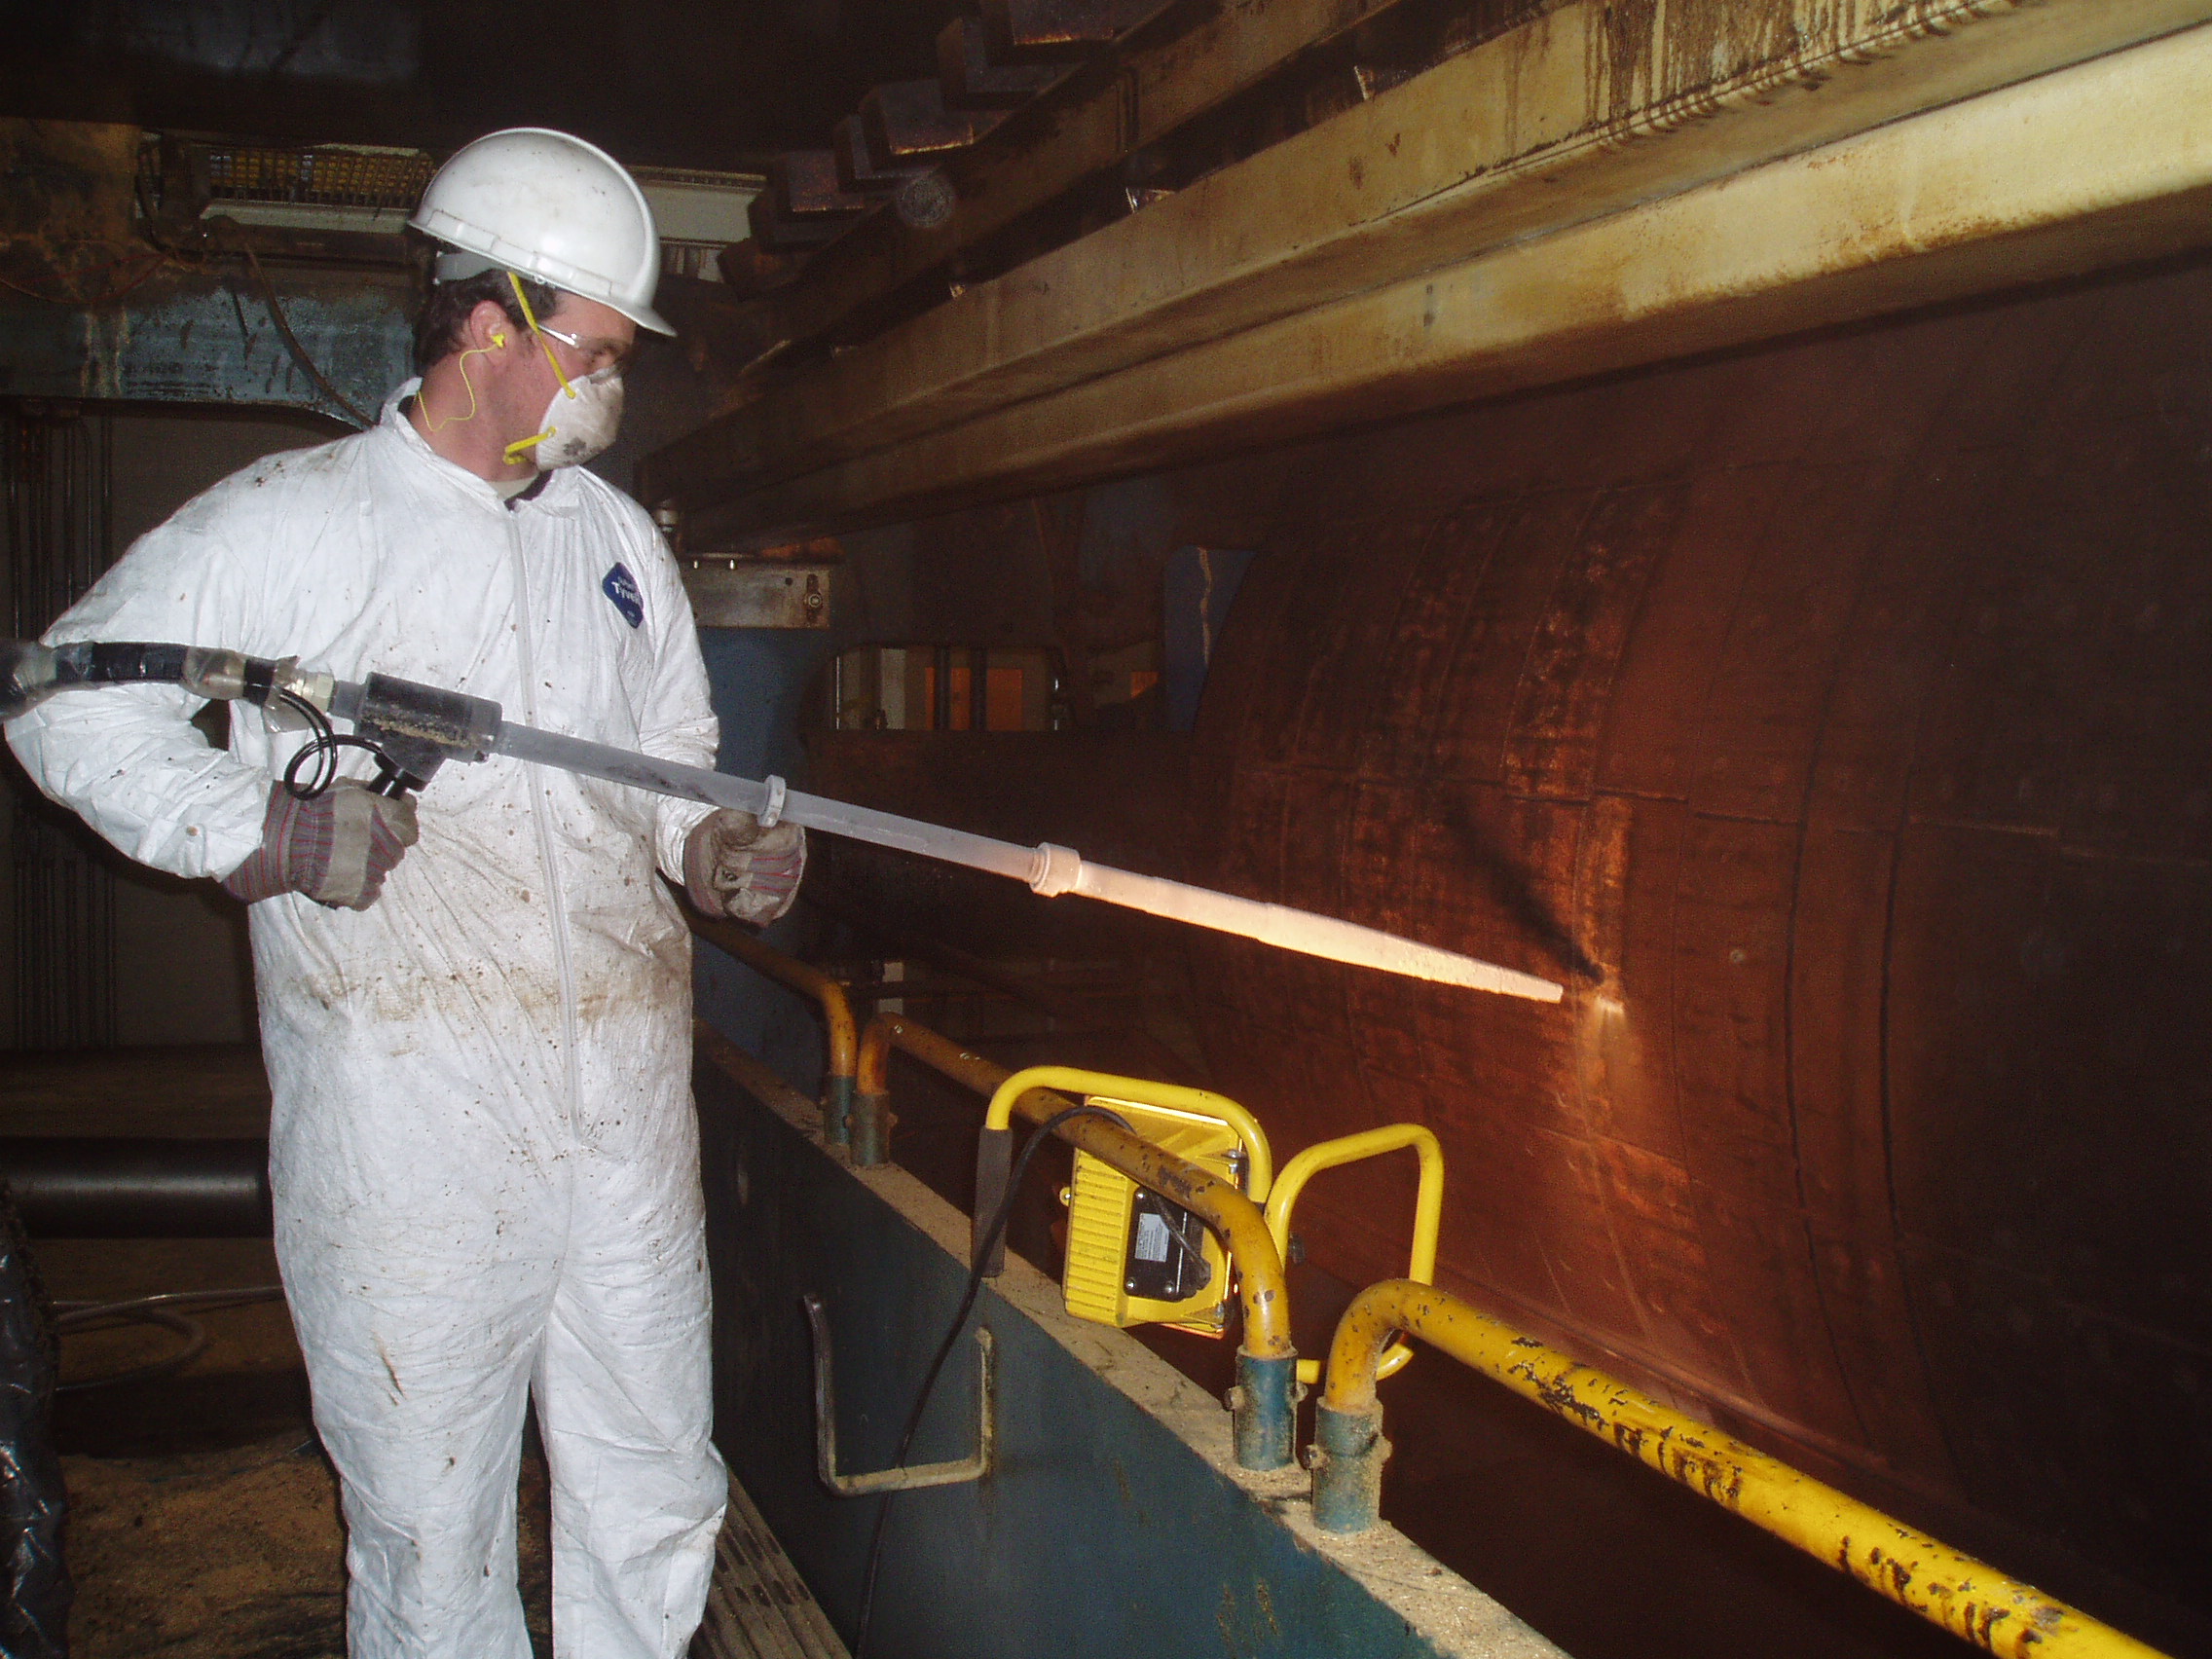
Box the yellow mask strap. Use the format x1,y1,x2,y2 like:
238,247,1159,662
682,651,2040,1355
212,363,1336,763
506,271,576,400
502,427,556,464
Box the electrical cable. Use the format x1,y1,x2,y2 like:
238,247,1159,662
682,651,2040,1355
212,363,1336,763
53,1285,285,1392
274,688,385,799
242,247,377,430
850,1102,1131,1659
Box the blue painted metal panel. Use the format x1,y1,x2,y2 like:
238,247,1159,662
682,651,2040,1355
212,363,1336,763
0,268,412,421
695,1051,1452,1659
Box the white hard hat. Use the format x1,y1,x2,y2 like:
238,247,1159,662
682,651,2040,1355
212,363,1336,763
409,128,675,336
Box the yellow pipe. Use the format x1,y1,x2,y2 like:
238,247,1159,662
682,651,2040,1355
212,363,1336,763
1263,1125,1441,1386
982,1065,1274,1198
688,913,858,1090
857,1011,1004,1101
1319,1282,2169,1659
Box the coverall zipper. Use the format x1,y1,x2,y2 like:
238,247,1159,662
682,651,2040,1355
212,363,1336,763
507,509,582,1133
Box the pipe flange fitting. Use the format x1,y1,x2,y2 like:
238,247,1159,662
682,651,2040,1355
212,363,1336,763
1028,841,1081,898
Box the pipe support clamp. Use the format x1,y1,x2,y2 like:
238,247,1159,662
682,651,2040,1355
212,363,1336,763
1230,1350,1301,1471
1309,1404,1390,1533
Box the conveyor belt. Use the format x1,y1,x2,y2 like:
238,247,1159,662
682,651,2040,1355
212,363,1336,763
697,1474,850,1659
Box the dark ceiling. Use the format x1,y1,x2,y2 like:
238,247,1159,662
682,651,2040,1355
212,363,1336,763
0,0,970,170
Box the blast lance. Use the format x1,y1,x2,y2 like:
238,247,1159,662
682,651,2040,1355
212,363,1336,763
0,639,1563,1001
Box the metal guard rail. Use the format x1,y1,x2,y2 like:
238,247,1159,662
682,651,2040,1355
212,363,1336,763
687,912,860,1147
1312,1280,2169,1659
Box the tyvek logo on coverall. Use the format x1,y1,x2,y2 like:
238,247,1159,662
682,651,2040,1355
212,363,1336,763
602,564,645,628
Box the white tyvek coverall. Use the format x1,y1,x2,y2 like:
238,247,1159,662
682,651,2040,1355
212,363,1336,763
7,388,726,1659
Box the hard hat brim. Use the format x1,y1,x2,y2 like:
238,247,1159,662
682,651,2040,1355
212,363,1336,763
608,297,678,338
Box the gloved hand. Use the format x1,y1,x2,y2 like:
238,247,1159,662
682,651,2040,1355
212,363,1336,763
221,778,419,911
684,809,806,925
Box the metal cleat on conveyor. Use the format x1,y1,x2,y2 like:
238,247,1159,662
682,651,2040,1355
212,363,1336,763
748,152,874,251
747,196,847,253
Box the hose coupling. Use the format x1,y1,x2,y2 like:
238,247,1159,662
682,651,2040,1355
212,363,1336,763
1027,842,1081,898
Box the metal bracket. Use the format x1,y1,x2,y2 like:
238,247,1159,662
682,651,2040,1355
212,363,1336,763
802,1292,995,1497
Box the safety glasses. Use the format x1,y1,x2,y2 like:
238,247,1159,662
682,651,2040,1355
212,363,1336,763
533,322,635,377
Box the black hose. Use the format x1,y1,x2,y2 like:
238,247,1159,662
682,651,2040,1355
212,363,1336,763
2,638,198,721
53,1287,285,1392
0,639,390,799
47,639,193,692
851,1103,1129,1659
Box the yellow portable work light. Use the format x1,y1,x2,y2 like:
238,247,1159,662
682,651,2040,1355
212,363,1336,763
1060,1097,1251,1335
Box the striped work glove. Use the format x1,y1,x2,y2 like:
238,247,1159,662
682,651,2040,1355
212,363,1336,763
683,809,806,926
220,778,419,911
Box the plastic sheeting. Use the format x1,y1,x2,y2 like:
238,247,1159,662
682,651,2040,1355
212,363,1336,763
0,1185,69,1658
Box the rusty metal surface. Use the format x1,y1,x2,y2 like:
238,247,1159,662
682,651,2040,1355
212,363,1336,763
682,562,834,628
833,116,927,195
774,153,874,220
982,0,1165,60
939,18,1066,108
861,81,1004,162
1175,257,2212,1635
752,155,873,250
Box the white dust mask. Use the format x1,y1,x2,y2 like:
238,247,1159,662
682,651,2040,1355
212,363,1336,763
530,364,624,469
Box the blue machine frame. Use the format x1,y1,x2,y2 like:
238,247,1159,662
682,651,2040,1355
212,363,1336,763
692,1040,1560,1659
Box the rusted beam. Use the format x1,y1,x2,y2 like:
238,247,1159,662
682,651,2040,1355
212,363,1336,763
939,17,1066,108
672,19,2212,541
645,0,2212,535
731,0,1422,376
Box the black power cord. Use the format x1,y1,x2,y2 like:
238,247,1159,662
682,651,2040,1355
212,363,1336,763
274,688,387,800
53,1286,286,1391
850,1102,1129,1659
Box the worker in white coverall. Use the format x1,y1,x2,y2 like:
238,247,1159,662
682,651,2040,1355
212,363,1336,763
5,129,800,1658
